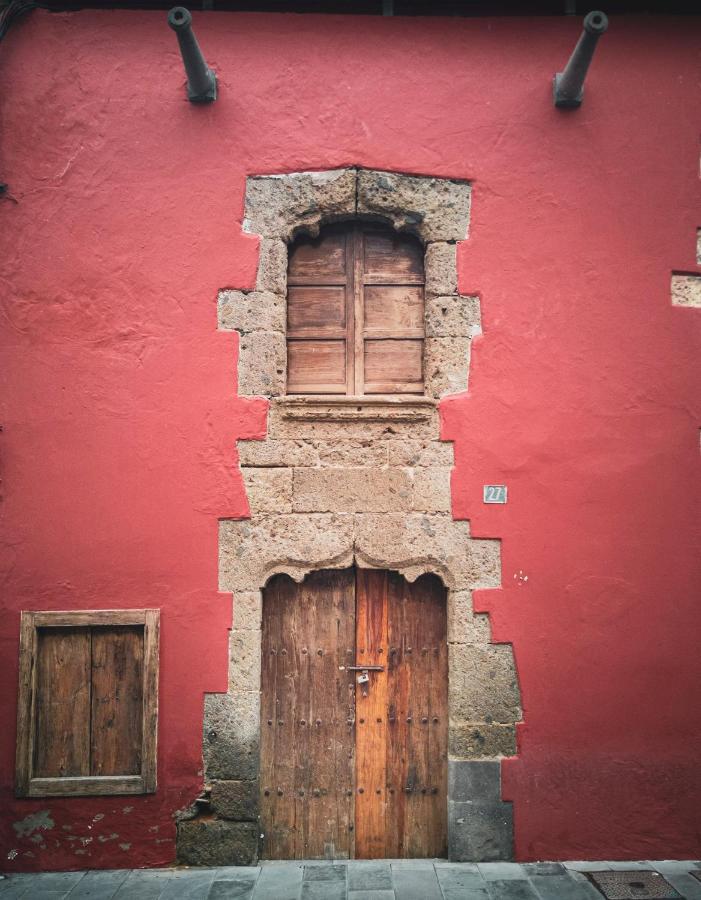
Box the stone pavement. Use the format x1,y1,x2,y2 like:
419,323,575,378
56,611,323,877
1,860,700,900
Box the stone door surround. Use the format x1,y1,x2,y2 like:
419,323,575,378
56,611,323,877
176,168,522,867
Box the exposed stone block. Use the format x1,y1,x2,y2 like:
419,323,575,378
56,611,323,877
448,760,502,804
238,332,286,397
448,590,492,644
357,170,471,243
292,467,413,513
244,169,357,241
425,242,458,295
467,539,502,588
671,273,701,308
425,336,470,398
232,591,262,630
210,780,259,822
238,439,318,468
354,513,477,589
219,514,355,592
255,239,288,295
218,290,285,334
387,439,454,468
449,723,517,759
177,819,258,866
449,644,521,723
426,294,481,337
316,440,389,467
242,467,293,514
203,691,260,781
411,467,452,513
448,800,513,861
267,400,441,441
229,629,262,692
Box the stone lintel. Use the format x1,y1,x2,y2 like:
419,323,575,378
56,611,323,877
275,395,437,422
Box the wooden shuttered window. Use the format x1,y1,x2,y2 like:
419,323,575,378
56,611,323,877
16,610,159,797
287,223,425,395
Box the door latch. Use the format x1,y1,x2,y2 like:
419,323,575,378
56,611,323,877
357,672,369,685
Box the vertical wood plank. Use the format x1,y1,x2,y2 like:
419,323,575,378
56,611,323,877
34,628,91,778
15,613,39,796
261,576,295,858
387,573,448,858
354,569,389,858
90,627,144,776
261,570,355,860
344,228,356,397
353,227,365,395
141,610,159,792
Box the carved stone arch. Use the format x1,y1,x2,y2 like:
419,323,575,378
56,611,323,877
176,169,523,867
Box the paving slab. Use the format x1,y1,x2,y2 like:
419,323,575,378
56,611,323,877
603,861,657,871
159,869,217,899
20,871,85,894
528,873,602,900
565,862,613,872
390,865,442,900
0,875,42,900
347,891,396,900
347,862,392,891
113,869,175,899
66,869,130,898
303,865,347,882
252,864,303,900
522,863,566,876
435,864,488,898
484,880,540,900
209,870,260,899
478,863,528,881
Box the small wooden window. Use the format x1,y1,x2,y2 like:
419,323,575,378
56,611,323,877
15,609,159,797
287,223,425,395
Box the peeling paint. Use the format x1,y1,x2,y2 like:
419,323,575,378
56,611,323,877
12,812,54,839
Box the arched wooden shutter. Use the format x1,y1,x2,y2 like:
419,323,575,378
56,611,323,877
287,224,425,395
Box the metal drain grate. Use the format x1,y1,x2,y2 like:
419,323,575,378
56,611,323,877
587,870,681,899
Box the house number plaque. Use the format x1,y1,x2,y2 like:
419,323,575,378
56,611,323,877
483,485,507,504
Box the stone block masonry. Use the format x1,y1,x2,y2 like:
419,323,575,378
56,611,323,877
177,169,521,866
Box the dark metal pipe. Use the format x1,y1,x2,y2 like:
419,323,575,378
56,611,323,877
553,10,609,108
167,7,217,104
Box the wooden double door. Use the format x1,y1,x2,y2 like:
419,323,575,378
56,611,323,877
260,567,447,860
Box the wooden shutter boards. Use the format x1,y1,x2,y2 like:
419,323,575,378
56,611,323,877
15,609,159,798
287,223,425,396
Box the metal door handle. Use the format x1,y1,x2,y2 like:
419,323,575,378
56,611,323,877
347,665,384,671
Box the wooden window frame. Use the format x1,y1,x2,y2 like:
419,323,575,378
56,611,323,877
286,223,425,397
15,609,159,798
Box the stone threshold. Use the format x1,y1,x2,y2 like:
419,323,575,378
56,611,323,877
275,395,437,422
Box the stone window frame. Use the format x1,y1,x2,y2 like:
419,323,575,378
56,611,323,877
218,167,482,406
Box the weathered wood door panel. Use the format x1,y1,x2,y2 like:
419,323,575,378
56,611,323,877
261,569,356,859
355,570,448,859
261,567,447,859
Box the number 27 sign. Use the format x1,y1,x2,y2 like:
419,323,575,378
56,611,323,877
483,485,507,504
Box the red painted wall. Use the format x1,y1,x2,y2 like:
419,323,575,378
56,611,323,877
0,9,699,871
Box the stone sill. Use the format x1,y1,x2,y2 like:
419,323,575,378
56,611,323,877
275,395,437,422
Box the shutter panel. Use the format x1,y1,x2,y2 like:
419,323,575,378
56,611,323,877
360,229,424,394
287,228,352,394
91,626,144,776
286,225,425,396
34,628,91,778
